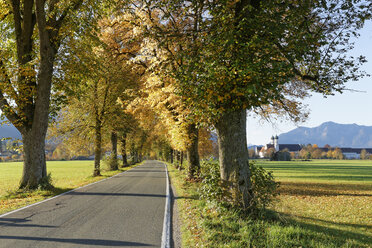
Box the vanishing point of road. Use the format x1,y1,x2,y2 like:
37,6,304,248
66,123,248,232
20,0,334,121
0,160,167,248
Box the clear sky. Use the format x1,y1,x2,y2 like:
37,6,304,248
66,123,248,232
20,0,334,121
247,21,372,146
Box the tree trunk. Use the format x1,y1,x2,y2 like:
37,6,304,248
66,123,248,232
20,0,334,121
93,118,102,176
11,0,82,189
174,150,180,169
130,142,136,164
20,130,47,189
19,21,55,189
134,150,139,164
186,123,200,179
180,151,184,166
110,131,118,170
215,109,253,209
179,151,184,171
120,133,128,167
170,148,174,164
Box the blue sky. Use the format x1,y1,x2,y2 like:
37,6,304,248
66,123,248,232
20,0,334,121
247,20,372,145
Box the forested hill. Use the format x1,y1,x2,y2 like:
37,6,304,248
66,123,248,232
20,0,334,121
279,122,372,148
0,124,21,140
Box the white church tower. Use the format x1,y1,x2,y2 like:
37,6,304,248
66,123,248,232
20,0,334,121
274,135,279,152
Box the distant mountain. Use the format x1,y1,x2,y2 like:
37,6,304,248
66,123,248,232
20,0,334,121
248,145,261,149
0,124,21,140
279,122,372,148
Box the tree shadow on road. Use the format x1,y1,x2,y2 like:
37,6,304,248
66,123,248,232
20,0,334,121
0,217,57,228
68,191,166,198
0,235,153,246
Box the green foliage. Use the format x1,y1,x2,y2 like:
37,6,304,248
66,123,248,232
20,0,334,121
108,154,119,171
102,154,118,171
163,0,368,121
199,159,279,210
199,159,225,202
250,162,280,210
38,173,54,191
272,150,291,161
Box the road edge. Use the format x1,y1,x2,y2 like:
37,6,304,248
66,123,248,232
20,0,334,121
161,162,171,248
0,163,141,218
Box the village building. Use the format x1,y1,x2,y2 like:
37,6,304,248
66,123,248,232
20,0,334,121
255,136,372,159
255,136,301,158
318,147,372,159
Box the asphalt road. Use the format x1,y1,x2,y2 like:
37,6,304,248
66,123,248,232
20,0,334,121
0,160,167,248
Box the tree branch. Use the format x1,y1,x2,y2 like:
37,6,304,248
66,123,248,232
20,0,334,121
54,0,84,31
0,90,23,132
10,0,23,61
0,7,11,22
274,42,320,83
0,59,20,104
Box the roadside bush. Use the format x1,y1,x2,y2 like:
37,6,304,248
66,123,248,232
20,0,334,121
199,159,225,202
108,155,119,170
249,162,279,209
103,154,119,171
38,173,54,190
199,159,279,211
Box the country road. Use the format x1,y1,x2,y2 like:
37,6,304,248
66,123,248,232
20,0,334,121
0,160,167,248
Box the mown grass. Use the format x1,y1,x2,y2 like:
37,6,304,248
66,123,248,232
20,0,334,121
256,159,372,183
168,160,372,247
257,159,372,247
0,160,140,215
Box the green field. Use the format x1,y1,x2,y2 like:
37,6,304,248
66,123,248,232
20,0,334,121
169,159,372,247
258,159,372,246
0,160,136,214
256,159,372,183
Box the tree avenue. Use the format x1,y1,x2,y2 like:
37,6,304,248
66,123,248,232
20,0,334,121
51,14,143,176
0,0,369,212
129,0,369,209
120,5,204,179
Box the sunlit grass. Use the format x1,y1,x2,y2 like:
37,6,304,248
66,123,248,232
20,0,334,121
258,159,372,246
169,159,372,247
0,161,140,215
256,159,372,183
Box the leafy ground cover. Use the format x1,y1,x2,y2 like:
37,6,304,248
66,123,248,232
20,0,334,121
168,160,372,247
0,161,140,215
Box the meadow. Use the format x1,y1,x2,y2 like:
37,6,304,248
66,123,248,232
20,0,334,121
257,160,372,246
0,161,137,215
169,159,372,247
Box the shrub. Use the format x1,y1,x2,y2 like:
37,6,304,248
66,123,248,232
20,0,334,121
39,173,54,190
249,162,279,209
103,154,119,171
199,159,225,202
199,159,279,211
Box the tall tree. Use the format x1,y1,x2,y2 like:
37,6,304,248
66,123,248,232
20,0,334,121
127,1,205,178
54,18,141,176
135,0,369,209
0,0,104,188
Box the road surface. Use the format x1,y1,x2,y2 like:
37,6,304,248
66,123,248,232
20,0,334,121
0,160,167,248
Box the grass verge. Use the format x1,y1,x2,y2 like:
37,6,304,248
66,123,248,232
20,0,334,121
0,160,141,215
168,161,372,247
